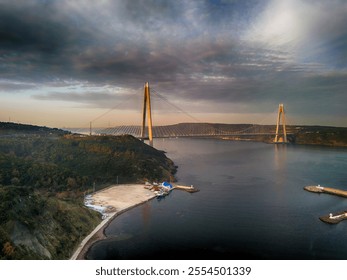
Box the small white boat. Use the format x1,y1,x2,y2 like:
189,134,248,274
156,189,168,198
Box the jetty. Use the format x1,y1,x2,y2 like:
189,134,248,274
304,185,347,224
319,211,347,224
304,185,347,198
144,182,199,199
173,184,200,193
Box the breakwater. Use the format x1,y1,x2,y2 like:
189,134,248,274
304,185,347,198
304,185,347,224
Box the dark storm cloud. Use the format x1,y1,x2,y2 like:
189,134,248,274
0,0,94,82
0,3,64,52
1,0,347,125
0,0,259,84
0,1,291,82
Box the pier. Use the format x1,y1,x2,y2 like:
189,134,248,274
304,185,347,198
144,182,199,199
304,185,347,224
173,184,200,193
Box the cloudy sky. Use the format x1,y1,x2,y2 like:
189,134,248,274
1,0,346,127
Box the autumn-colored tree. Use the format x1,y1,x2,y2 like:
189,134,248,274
2,242,14,257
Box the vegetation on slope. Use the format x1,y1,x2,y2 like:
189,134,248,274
98,123,347,147
0,122,176,259
292,126,347,147
162,123,347,147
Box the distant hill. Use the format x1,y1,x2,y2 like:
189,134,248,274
0,122,68,136
92,123,347,147
0,122,176,259
289,125,347,147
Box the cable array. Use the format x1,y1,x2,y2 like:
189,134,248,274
69,84,286,138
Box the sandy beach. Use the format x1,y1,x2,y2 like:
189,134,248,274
70,184,156,260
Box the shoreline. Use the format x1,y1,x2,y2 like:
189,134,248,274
70,184,156,260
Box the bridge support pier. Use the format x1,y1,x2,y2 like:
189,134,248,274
141,82,153,146
274,103,287,143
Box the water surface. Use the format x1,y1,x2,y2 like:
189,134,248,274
87,139,347,260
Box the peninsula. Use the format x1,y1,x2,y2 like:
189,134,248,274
0,122,176,260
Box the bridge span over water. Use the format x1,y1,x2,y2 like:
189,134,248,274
89,123,293,142
81,82,289,145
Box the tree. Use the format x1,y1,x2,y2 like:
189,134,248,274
67,177,77,188
2,242,14,258
11,177,20,186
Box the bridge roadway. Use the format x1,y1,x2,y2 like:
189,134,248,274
139,133,282,140
91,125,292,139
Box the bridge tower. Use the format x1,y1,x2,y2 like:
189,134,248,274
274,103,287,143
141,82,153,146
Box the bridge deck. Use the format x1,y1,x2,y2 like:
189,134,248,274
91,124,292,139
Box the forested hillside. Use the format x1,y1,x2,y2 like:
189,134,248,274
0,122,176,259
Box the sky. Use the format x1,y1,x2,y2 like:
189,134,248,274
0,0,347,128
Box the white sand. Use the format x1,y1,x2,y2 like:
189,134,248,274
90,184,155,212
70,184,156,260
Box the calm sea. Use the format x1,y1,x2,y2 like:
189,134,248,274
86,139,347,260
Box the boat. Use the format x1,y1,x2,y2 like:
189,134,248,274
156,189,168,198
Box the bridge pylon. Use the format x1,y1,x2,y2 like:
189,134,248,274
274,103,288,143
141,82,153,146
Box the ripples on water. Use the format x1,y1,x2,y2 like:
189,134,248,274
87,139,347,260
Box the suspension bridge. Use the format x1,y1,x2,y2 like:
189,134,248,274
72,82,290,146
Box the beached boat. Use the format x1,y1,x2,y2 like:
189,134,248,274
156,189,169,198
154,182,174,198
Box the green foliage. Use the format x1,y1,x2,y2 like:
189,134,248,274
0,122,177,259
0,133,176,190
0,188,101,259
290,126,347,146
